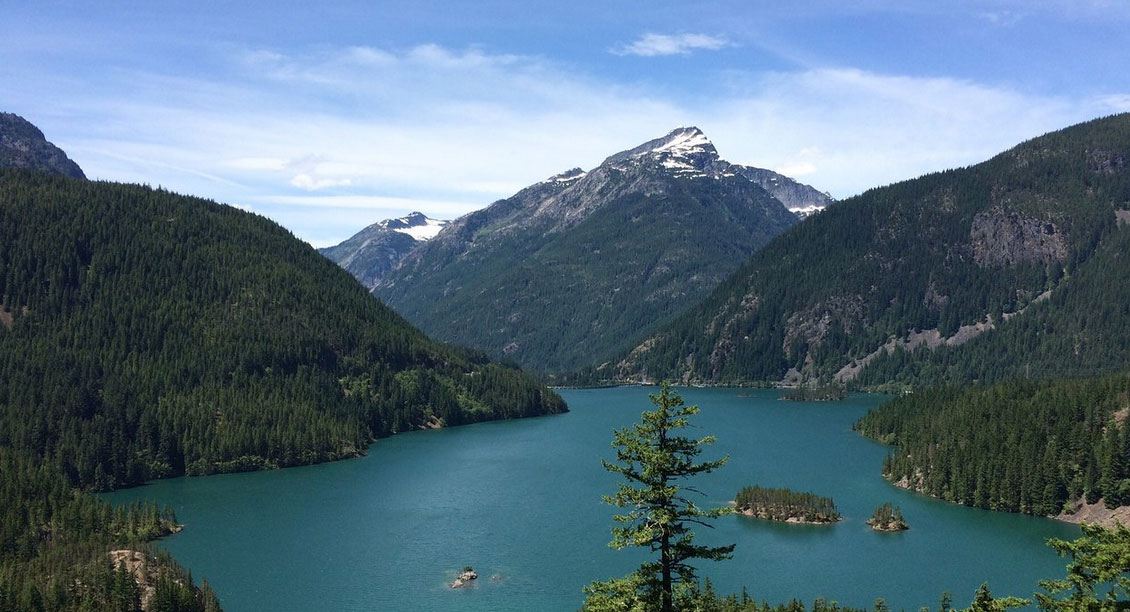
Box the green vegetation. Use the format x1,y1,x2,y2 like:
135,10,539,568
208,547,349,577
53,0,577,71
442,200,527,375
1037,523,1130,612
0,168,565,490
0,449,221,611
615,114,1130,388
782,385,847,402
866,503,908,532
733,486,841,523
856,373,1130,516
0,168,567,611
585,383,734,612
578,385,1130,612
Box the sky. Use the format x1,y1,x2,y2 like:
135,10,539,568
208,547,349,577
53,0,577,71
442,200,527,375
3,1,1129,247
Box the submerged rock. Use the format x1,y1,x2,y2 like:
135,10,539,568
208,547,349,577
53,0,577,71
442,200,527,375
451,567,478,589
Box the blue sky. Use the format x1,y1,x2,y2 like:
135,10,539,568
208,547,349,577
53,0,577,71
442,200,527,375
3,1,1129,246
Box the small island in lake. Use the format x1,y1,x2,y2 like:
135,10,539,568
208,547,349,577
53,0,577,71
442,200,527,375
451,566,478,589
867,502,909,531
734,485,842,524
781,384,847,402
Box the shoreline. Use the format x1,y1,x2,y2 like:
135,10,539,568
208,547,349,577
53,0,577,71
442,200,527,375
889,474,1130,528
736,507,842,525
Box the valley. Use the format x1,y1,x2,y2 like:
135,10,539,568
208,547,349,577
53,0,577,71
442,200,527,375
3,16,1130,608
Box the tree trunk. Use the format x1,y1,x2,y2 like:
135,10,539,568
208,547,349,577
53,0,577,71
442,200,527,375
661,527,673,612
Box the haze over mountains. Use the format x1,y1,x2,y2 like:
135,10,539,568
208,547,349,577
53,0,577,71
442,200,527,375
337,127,830,373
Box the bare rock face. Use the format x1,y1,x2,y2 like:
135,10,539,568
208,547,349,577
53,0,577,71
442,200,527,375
0,112,86,179
970,208,1067,267
1089,149,1126,174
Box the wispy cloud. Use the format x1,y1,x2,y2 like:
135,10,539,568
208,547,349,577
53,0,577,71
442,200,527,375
24,43,1127,245
612,33,730,57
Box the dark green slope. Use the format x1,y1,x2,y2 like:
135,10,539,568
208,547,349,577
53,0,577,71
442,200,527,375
856,372,1130,517
615,114,1130,387
0,448,222,611
0,169,566,490
375,128,807,374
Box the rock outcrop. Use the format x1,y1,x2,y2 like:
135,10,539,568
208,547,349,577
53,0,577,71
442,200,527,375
451,567,479,589
0,112,85,179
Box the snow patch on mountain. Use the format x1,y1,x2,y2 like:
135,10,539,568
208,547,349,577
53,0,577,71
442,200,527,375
543,168,588,183
395,218,447,240
642,127,713,158
381,212,448,241
788,204,825,218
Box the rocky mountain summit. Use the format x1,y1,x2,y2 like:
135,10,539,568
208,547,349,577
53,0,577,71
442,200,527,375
370,127,826,372
320,212,448,289
0,112,86,179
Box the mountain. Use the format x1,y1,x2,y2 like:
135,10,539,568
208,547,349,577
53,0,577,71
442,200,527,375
0,168,565,491
372,127,826,373
734,166,831,218
0,112,86,179
613,114,1130,387
319,212,448,289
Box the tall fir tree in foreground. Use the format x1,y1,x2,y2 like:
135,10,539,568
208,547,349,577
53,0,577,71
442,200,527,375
584,383,734,612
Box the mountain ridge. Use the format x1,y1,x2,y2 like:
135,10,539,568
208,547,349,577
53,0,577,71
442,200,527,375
319,212,448,289
371,127,827,373
0,112,86,179
610,113,1130,388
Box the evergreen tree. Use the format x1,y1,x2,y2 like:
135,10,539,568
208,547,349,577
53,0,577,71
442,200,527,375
964,583,1028,612
1037,523,1130,612
587,383,734,612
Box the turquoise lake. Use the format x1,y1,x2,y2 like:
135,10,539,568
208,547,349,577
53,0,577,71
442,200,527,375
105,387,1081,611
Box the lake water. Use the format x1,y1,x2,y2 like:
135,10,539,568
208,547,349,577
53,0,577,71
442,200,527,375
105,387,1081,612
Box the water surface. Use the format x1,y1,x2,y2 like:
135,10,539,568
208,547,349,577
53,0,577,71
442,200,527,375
106,387,1080,611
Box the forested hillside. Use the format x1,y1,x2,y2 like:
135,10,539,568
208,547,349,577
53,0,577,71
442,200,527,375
0,168,565,491
0,449,222,611
856,373,1130,517
614,114,1130,387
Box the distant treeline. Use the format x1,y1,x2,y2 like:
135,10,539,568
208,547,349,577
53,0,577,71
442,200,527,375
782,385,846,402
857,372,1130,515
734,485,841,523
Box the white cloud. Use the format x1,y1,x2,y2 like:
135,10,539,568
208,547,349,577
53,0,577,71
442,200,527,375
289,174,352,190
45,43,1129,245
705,67,1112,197
774,161,817,177
227,157,288,171
612,33,730,57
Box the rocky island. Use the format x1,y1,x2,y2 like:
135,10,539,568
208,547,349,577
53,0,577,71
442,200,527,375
867,502,909,531
734,485,842,524
451,566,478,589
781,384,847,402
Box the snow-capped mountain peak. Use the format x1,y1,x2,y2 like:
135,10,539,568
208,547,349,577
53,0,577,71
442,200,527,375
644,126,713,158
601,126,718,171
381,212,448,241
